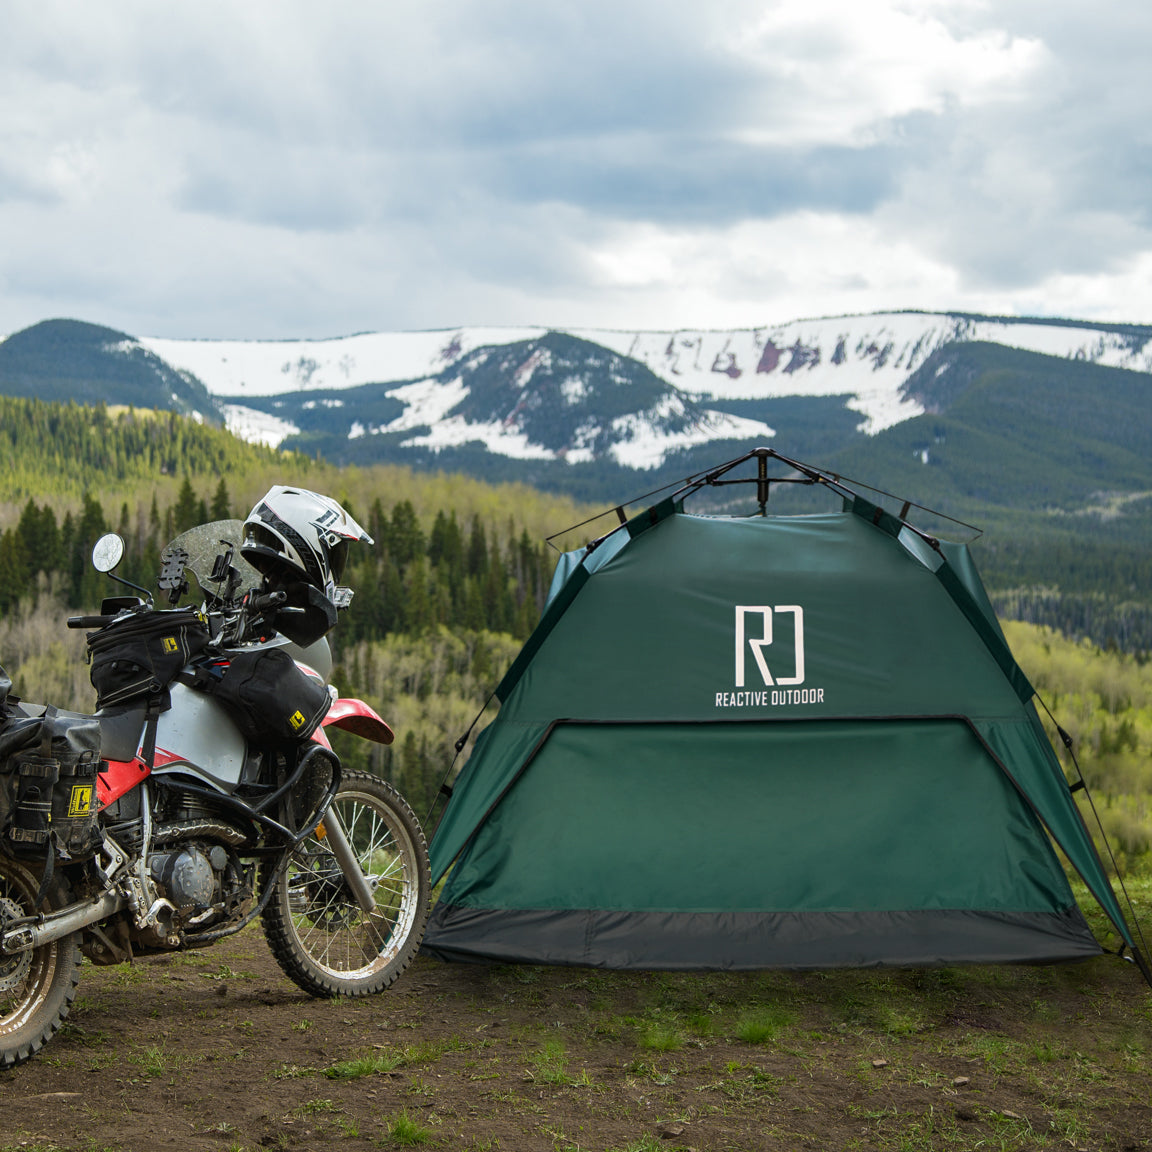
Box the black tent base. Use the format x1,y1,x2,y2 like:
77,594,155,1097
422,902,1103,970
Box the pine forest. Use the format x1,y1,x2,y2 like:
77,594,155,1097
0,395,1150,874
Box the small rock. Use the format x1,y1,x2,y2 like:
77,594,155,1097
952,1076,970,1087
871,1058,888,1068
1001,1109,1023,1120
657,1121,687,1138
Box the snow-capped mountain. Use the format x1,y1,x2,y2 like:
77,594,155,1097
3,310,1151,481
134,312,1152,466
222,332,774,469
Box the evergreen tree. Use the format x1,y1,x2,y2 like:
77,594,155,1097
389,500,425,567
405,556,433,635
0,530,29,611
173,477,199,533
72,491,109,606
381,559,406,634
210,478,232,520
16,500,45,586
466,516,488,578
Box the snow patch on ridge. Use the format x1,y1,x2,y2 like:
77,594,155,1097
610,403,774,470
222,404,299,447
400,418,557,461
141,328,547,397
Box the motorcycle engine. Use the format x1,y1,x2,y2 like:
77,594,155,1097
148,844,227,908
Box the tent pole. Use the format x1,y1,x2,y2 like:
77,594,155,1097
757,450,769,515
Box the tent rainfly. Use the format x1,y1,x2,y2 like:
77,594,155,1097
424,449,1148,978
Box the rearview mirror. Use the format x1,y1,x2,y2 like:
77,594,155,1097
92,533,125,574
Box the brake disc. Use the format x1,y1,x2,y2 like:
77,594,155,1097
0,896,32,994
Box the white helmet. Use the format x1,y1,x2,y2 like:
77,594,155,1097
241,486,372,604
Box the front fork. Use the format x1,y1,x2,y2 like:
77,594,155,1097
317,807,377,913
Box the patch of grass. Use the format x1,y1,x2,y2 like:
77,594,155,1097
201,963,251,980
638,1022,683,1052
326,1037,465,1081
701,1061,784,1105
406,1075,435,1097
732,1005,795,1044
296,1099,336,1116
683,1012,714,1037
334,1115,360,1138
274,1063,319,1079
382,1110,433,1146
874,1005,927,1036
325,1050,405,1080
526,1039,593,1086
606,1136,684,1152
129,1043,190,1077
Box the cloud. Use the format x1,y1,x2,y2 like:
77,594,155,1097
0,0,1150,336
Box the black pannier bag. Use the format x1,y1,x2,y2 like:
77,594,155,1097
189,648,331,747
87,607,211,710
0,698,102,860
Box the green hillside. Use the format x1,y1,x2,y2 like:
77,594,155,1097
0,318,222,421
829,342,1152,513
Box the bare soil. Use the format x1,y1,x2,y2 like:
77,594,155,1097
1,924,1151,1152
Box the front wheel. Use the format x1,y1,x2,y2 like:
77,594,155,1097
261,771,430,997
0,855,81,1068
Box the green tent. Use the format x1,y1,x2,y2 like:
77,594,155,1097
425,451,1146,974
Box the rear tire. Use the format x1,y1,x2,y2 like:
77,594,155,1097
261,771,430,997
0,854,81,1069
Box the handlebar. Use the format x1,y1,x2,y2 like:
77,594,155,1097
248,590,287,613
67,589,288,637
67,615,116,629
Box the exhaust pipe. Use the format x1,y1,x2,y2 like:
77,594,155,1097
1,891,128,955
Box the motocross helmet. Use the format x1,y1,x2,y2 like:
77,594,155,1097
241,486,373,606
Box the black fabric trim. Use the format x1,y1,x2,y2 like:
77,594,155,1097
422,904,1103,970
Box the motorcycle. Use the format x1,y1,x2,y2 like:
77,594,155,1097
0,517,430,1068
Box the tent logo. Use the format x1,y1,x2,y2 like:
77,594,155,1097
735,605,805,687
716,605,824,709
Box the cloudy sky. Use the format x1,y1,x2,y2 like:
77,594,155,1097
1,0,1149,339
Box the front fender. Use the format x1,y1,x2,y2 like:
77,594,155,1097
315,697,395,746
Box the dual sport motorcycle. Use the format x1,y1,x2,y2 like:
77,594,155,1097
0,515,430,1068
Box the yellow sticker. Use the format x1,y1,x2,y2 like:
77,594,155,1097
68,784,93,818
162,636,179,654
289,710,307,731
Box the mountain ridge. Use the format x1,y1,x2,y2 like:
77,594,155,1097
3,310,1152,513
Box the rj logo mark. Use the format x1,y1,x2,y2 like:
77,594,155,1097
735,606,805,687
289,710,307,731
162,637,179,654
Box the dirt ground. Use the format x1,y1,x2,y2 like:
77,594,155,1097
2,919,1151,1152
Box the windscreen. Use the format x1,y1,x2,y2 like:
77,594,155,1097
166,519,262,602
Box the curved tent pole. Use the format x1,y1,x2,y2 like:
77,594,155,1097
553,446,980,558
